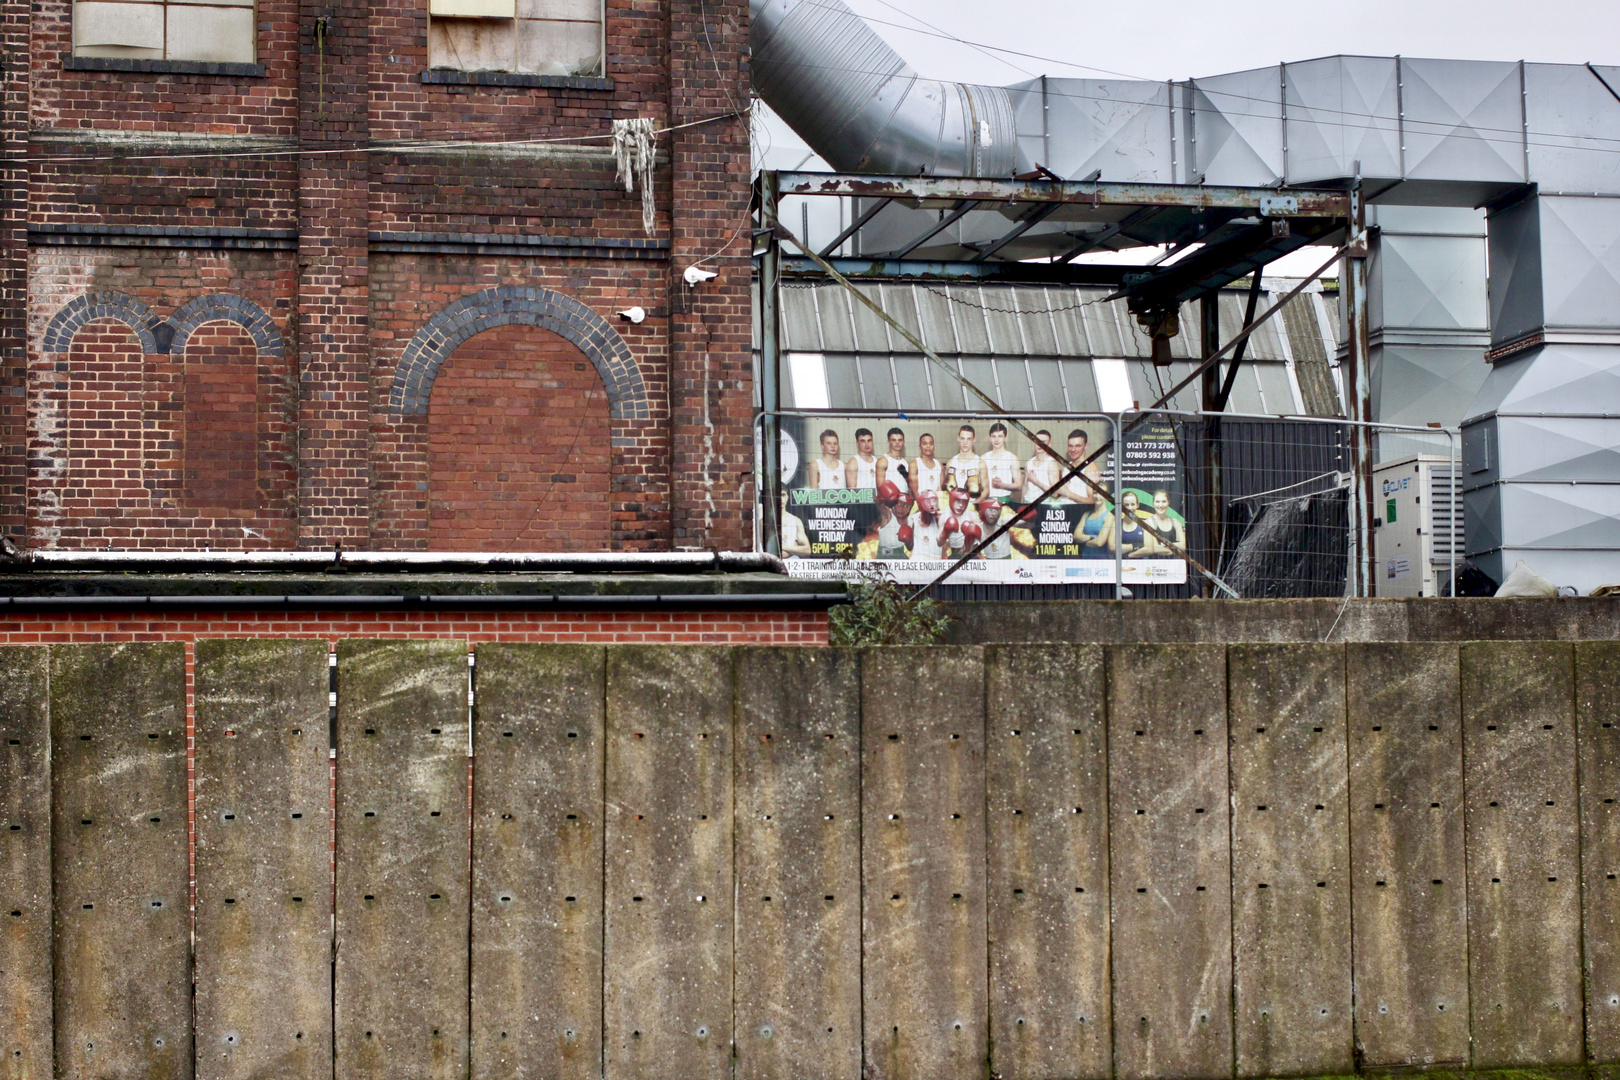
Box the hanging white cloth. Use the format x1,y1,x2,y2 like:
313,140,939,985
612,118,657,235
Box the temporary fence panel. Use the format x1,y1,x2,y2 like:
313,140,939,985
193,640,332,1080
470,644,606,1080
985,644,1112,1080
51,644,191,1080
733,648,863,1080
333,640,471,1080
861,648,989,1080
1345,643,1471,1067
603,649,735,1080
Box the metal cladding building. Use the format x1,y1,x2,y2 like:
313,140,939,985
751,0,1620,592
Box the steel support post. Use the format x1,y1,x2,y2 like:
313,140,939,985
1344,184,1374,596
758,172,783,556
1199,294,1223,597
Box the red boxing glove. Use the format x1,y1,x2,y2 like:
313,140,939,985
941,515,960,536
897,524,914,548
877,480,903,505
961,519,983,545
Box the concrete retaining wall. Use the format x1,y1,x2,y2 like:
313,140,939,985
3,640,1619,1080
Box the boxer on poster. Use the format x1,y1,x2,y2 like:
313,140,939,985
944,425,987,498
874,480,910,558
902,488,948,559
911,433,944,501
876,428,910,510
1022,429,1060,503
940,486,984,558
811,429,845,489
983,422,1021,505
1055,428,1101,508
975,497,1015,559
845,427,879,489
779,493,812,556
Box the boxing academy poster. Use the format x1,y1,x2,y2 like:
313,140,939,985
772,416,1188,586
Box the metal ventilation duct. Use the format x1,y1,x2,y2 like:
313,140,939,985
749,0,1016,177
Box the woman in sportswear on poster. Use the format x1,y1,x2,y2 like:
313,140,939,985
1116,491,1148,557
1139,489,1185,557
1074,498,1115,558
811,429,845,489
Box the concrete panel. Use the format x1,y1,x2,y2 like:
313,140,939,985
194,640,332,1080
1228,645,1352,1077
1579,641,1620,1062
51,644,189,1080
0,648,50,1080
1107,644,1231,1080
603,648,733,1080
334,641,471,1080
164,4,255,63
470,644,605,1080
1461,641,1582,1067
985,644,1111,1080
734,648,861,1080
862,647,988,1080
1346,643,1469,1066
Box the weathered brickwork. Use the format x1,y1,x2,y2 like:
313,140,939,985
12,0,754,554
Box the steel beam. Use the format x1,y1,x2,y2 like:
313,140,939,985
780,256,1131,285
772,171,1352,216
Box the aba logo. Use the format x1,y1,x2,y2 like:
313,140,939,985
1013,566,1035,580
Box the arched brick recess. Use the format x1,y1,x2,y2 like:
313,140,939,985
62,319,148,538
425,324,611,551
169,293,287,359
42,290,169,354
388,285,647,420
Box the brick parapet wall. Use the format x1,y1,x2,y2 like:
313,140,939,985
16,0,755,555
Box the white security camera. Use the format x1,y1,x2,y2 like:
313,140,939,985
683,265,719,286
618,306,646,324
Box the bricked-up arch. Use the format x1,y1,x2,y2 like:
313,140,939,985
42,291,170,354
169,293,286,358
388,286,647,420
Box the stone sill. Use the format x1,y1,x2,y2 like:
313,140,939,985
64,56,266,77
419,69,613,91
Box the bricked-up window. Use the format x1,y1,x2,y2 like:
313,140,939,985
428,0,603,78
73,0,256,64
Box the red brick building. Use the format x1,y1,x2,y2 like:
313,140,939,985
6,0,756,555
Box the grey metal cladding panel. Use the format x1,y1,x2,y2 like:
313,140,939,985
815,287,858,353
1538,196,1620,331
1400,59,1525,184
1285,56,1401,183
1217,292,1286,360
1486,195,1543,346
1487,416,1620,483
877,284,925,344
1028,359,1067,411
1059,360,1102,412
1080,302,1125,358
962,359,1000,410
1462,483,1503,558
1377,234,1489,332
1371,205,1490,235
850,284,895,352
825,354,863,409
993,360,1035,412
781,288,825,352
1042,78,1174,184
1472,345,1620,418
1478,482,1620,552
983,294,1028,356
1014,288,1059,355
1372,345,1490,430
946,286,992,354
859,357,899,411
912,283,960,355
1191,67,1284,187
1048,295,1094,356
1524,63,1620,194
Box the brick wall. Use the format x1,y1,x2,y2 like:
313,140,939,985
14,0,755,556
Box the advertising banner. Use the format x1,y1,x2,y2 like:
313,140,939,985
772,416,1188,585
